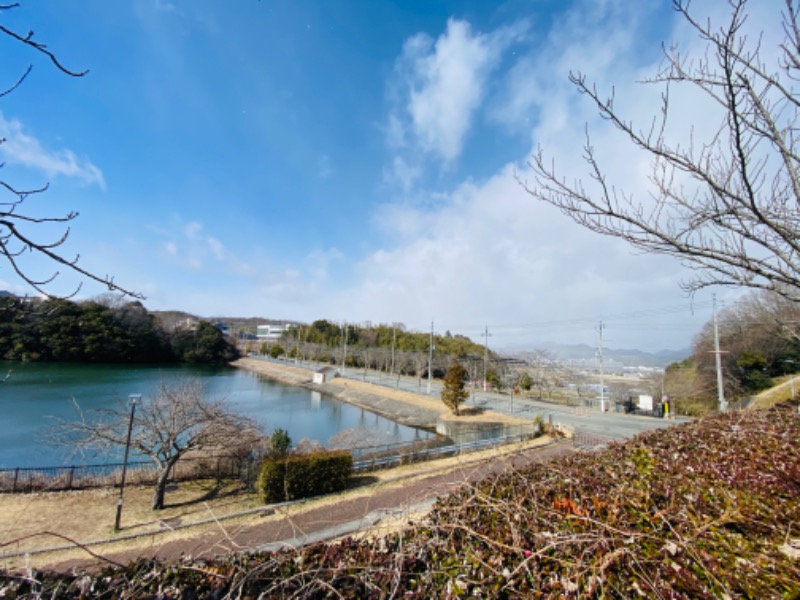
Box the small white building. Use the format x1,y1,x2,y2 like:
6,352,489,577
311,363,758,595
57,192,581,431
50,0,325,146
313,366,338,384
256,323,290,340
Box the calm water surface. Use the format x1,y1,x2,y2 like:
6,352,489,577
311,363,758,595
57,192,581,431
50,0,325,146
0,361,432,469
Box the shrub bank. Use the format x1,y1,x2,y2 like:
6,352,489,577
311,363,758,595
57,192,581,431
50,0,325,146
257,450,353,503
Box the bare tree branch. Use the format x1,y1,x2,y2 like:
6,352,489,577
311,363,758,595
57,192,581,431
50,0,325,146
0,2,142,299
521,0,800,304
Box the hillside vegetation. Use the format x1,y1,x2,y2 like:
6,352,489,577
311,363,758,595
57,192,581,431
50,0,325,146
664,291,800,414
2,402,798,598
0,296,238,364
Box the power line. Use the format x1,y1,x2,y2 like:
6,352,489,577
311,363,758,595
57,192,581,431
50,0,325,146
447,301,716,338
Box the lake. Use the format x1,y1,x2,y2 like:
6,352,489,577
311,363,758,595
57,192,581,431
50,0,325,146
0,361,433,469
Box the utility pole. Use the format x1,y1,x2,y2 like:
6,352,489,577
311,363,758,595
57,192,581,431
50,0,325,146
713,295,727,412
390,326,396,377
483,326,491,392
597,321,605,412
427,320,434,394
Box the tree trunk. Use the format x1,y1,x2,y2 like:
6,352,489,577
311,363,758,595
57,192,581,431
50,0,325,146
151,458,179,510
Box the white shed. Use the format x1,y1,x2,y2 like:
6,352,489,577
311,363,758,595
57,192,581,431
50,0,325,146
313,366,338,384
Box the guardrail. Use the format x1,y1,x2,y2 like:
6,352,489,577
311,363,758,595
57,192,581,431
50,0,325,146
572,432,614,451
352,428,542,472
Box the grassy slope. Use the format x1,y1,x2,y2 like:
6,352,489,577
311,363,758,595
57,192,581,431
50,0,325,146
751,374,798,410
2,402,799,598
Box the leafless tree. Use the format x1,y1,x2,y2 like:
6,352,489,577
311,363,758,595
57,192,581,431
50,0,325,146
54,380,263,510
523,349,565,399
522,0,800,303
1,3,140,299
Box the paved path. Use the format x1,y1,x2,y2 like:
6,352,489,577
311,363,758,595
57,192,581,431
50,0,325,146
46,440,574,573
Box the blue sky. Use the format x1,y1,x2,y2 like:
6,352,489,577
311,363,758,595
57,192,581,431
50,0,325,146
0,0,783,351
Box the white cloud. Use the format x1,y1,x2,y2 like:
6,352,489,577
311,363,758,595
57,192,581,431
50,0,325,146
326,0,727,350
382,156,422,192
183,221,203,240
388,18,528,165
0,113,106,189
160,219,254,276
207,237,226,261
328,161,702,349
384,114,406,149
154,0,177,12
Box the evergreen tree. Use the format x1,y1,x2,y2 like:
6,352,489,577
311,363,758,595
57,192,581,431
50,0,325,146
441,359,469,416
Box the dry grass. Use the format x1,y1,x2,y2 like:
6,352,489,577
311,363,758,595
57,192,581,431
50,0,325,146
750,374,798,409
329,377,531,426
0,480,261,566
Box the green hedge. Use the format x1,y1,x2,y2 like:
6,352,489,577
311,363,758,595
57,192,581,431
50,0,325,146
257,450,353,504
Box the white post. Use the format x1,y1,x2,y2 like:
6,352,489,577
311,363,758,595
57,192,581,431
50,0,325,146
598,321,605,412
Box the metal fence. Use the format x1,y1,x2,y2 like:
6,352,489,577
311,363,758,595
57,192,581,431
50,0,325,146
352,425,543,472
0,454,247,494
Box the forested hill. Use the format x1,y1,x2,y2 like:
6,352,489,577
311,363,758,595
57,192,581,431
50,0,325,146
0,296,238,364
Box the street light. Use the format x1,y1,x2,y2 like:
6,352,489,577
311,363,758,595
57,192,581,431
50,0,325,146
114,393,140,531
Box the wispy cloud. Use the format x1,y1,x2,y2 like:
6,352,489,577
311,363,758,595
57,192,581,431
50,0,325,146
160,220,254,276
382,156,421,192
387,18,528,167
153,0,177,12
0,112,106,188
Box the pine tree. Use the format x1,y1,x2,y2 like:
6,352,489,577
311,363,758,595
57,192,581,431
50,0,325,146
441,359,469,416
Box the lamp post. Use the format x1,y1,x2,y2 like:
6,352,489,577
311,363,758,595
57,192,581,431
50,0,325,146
114,393,140,532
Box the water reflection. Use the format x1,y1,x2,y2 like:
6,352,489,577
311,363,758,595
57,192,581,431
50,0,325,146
0,362,433,469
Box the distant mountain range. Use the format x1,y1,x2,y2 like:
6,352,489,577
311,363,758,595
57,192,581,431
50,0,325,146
507,342,690,369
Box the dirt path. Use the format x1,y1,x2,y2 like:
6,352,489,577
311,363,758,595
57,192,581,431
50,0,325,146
23,439,573,574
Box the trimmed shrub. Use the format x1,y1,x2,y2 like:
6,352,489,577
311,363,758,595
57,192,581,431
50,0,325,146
257,450,353,504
